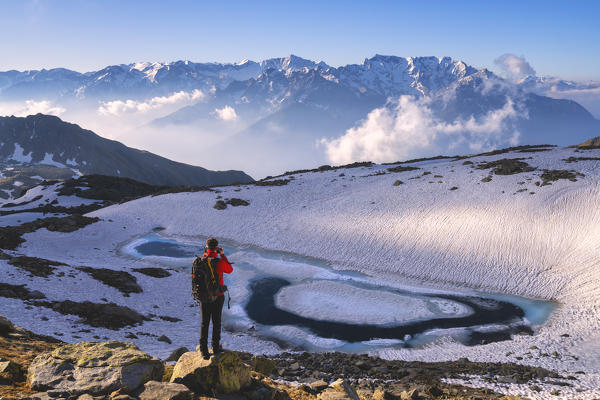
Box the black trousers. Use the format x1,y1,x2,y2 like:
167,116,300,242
200,295,225,348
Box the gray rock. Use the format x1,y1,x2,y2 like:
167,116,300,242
318,389,354,400
400,388,419,400
329,379,359,400
27,341,163,396
309,380,329,392
165,347,189,362
170,351,250,394
26,393,55,400
0,314,14,336
138,380,192,400
0,359,23,382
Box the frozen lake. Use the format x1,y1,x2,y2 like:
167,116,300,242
122,231,556,352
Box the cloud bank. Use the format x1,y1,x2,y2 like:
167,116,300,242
98,89,204,116
0,100,66,117
494,54,536,80
322,96,522,164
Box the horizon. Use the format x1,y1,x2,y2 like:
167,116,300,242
2,52,599,85
1,0,599,81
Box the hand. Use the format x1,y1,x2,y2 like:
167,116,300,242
218,247,225,255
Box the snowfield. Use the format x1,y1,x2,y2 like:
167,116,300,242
2,145,600,398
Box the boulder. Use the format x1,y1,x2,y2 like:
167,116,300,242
27,341,163,396
170,351,251,394
137,380,193,400
0,314,14,336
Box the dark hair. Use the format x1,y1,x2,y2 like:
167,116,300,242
206,238,219,250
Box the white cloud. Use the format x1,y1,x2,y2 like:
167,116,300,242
213,105,238,121
321,96,523,164
0,100,66,117
494,54,536,80
98,89,204,116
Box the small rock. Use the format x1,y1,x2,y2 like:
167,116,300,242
309,380,329,392
165,347,190,362
288,362,300,371
318,388,355,400
0,314,14,336
0,359,23,382
158,335,172,344
400,388,419,400
371,389,395,400
330,379,360,400
137,380,192,400
77,394,95,400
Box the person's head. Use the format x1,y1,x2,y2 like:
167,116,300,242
206,238,219,251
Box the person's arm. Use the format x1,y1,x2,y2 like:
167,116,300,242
218,249,233,274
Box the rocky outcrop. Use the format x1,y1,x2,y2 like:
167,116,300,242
170,351,251,394
27,341,163,397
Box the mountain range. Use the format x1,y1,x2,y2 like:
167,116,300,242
1,55,599,176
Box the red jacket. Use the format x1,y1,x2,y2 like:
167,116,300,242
203,250,233,296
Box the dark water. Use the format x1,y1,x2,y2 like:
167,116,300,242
135,240,199,258
246,278,533,346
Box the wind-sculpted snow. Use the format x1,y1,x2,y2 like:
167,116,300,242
3,146,600,397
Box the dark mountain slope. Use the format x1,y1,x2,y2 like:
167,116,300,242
0,114,253,186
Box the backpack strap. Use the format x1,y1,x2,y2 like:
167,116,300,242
206,257,218,285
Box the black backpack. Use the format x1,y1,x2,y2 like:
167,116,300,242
192,256,221,303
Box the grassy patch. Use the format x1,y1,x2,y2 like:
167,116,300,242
540,169,584,186
476,159,535,175
387,166,420,173
77,267,142,295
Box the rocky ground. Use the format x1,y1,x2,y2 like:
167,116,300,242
0,315,580,400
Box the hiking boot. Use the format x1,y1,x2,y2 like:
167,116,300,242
200,344,210,360
212,343,223,355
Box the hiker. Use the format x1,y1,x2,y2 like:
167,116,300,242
192,237,233,359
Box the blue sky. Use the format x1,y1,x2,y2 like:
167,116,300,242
1,0,599,80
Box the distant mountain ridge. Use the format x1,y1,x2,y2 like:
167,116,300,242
0,114,253,188
0,55,480,101
1,55,599,177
